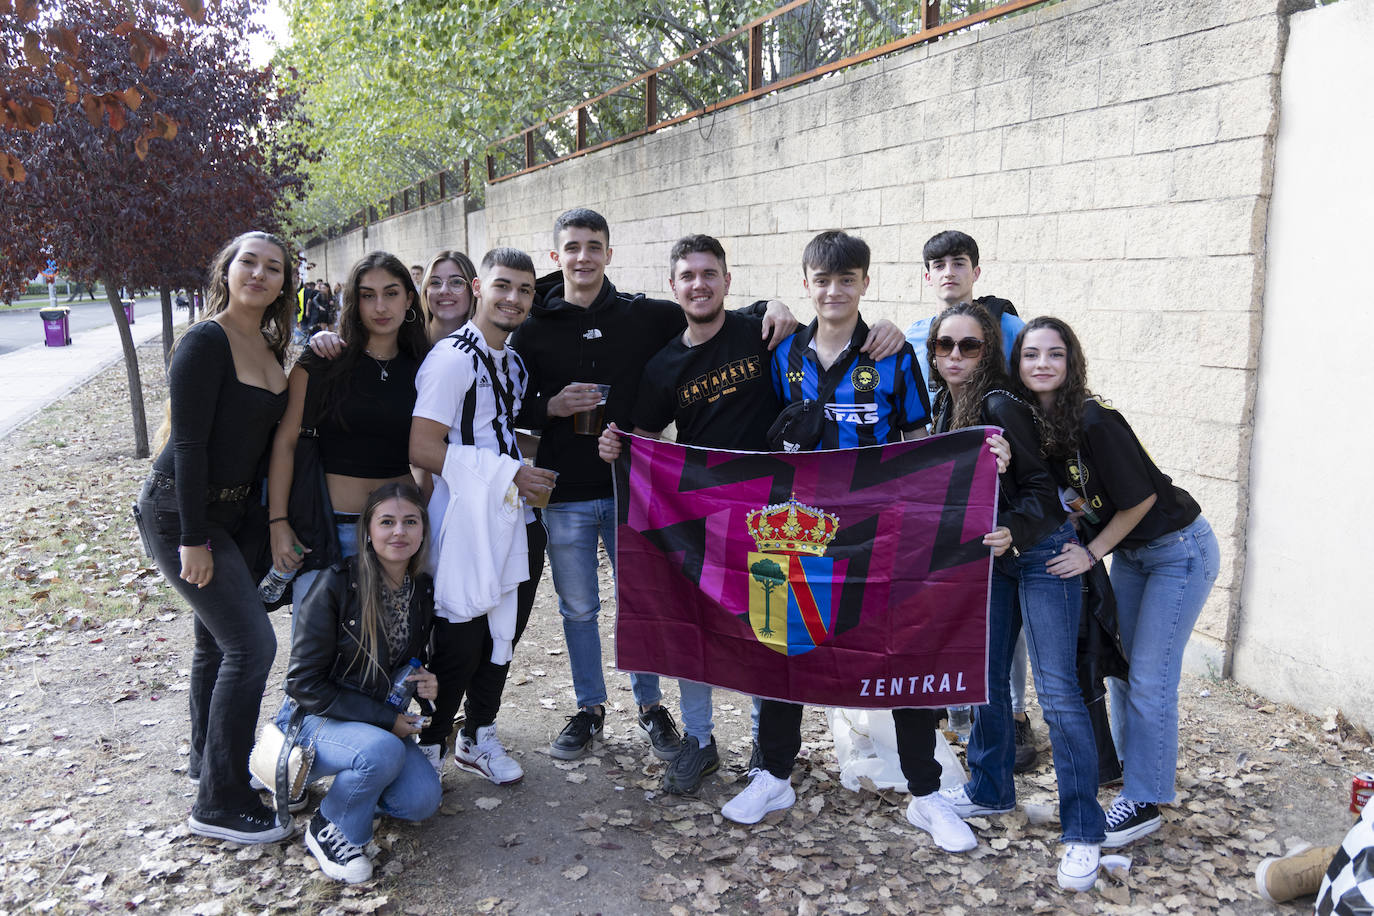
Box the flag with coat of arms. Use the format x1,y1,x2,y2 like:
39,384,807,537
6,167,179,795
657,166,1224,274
611,429,999,709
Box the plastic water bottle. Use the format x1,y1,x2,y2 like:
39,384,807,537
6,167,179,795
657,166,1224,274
386,658,422,710
258,565,297,603
946,705,973,742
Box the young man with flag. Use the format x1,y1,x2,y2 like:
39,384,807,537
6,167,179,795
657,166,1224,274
723,230,981,854
595,233,789,794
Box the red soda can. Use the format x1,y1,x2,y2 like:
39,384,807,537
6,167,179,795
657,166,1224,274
1353,772,1374,816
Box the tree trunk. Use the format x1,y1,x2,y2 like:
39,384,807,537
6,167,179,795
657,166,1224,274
160,284,174,369
106,283,150,458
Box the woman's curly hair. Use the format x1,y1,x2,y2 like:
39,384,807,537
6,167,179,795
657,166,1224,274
1008,315,1097,457
926,301,1008,430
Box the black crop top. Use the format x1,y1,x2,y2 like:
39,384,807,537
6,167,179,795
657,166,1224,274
306,351,418,479
152,321,287,546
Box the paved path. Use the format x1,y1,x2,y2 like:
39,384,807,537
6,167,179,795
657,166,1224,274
0,296,167,441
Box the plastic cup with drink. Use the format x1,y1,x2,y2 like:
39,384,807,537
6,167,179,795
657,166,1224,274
573,384,611,436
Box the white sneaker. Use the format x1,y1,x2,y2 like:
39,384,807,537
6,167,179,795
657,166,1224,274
419,743,443,778
453,724,524,785
1057,843,1100,891
939,783,1014,818
906,791,977,852
721,769,795,824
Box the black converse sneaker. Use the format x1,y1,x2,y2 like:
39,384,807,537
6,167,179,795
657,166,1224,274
305,812,373,883
1102,798,1161,847
187,804,291,844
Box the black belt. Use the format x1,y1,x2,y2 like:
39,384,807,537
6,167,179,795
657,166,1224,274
148,470,253,504
333,512,360,525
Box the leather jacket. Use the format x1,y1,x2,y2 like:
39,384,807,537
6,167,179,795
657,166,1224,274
933,388,1065,555
285,558,435,731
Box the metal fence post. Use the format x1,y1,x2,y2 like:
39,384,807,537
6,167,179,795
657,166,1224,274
524,129,535,169
922,0,939,32
646,73,659,126
577,107,589,150
749,23,763,90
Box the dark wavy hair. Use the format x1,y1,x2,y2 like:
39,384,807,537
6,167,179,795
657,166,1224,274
926,301,1008,431
317,251,430,426
1009,315,1096,457
202,230,296,363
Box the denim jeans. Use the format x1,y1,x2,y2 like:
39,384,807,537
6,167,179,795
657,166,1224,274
293,519,359,611
678,680,714,743
282,712,441,846
966,522,1105,844
137,481,276,821
543,497,660,710
1009,629,1029,715
1107,515,1219,805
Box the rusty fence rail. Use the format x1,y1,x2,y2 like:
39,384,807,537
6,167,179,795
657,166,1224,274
309,0,1050,245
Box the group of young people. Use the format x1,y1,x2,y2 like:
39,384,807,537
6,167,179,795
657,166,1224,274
139,213,1217,892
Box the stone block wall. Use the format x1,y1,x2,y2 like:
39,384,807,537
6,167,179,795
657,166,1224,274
472,0,1292,672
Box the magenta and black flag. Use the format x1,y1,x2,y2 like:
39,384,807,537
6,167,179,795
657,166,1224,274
611,429,1000,709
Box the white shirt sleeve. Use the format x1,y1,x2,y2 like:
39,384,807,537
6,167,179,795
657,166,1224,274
412,341,476,429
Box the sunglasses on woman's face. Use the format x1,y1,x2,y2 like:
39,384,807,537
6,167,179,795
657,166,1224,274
933,336,985,357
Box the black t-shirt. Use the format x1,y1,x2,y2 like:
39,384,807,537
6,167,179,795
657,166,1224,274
306,351,419,479
632,311,779,451
1050,399,1201,551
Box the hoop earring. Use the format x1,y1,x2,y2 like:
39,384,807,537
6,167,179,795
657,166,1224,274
404,307,419,324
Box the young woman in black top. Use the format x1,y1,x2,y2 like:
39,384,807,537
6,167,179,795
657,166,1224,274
136,231,295,844
267,252,429,603
926,302,1106,891
283,482,441,883
1011,316,1219,849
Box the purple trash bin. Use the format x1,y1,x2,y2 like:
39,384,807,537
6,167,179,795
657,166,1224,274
122,300,135,324
40,307,71,347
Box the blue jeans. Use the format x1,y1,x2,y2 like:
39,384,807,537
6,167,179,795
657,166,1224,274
1107,515,1219,805
678,680,714,743
293,519,359,610
1009,629,1029,715
966,522,1105,844
280,712,441,846
543,497,660,710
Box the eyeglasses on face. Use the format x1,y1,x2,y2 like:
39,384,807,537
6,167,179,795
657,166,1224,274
427,277,470,291
933,336,984,357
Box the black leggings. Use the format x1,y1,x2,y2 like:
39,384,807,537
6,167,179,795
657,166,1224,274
420,518,546,748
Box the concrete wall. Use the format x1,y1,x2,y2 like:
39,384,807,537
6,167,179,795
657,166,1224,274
474,0,1291,674
1233,0,1374,729
303,195,480,286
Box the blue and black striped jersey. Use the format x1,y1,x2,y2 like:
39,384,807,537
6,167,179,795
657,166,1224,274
770,316,931,450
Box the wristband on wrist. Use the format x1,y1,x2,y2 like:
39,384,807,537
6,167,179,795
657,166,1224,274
1085,545,1098,566
269,517,289,524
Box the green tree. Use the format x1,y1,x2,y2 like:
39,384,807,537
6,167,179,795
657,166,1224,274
750,557,785,637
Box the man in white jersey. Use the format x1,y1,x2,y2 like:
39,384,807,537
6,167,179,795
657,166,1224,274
409,248,556,786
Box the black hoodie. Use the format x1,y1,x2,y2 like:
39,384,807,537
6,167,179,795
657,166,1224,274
511,271,687,503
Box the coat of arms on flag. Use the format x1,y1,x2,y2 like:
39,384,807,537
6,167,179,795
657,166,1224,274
611,429,1000,709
